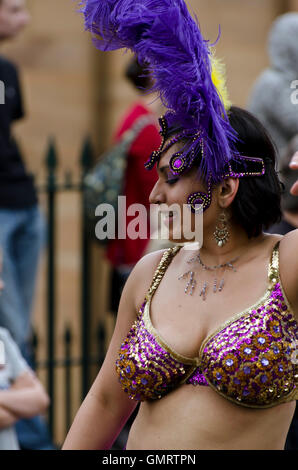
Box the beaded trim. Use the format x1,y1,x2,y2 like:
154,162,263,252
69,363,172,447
145,241,283,363
143,296,200,366
144,116,168,170
145,115,266,181
142,239,298,407
145,245,182,301
221,156,266,179
187,174,213,213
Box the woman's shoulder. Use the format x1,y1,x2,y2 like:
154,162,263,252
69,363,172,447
264,230,298,272
278,228,298,262
129,246,176,312
275,229,298,319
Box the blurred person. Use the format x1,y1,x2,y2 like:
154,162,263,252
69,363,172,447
247,13,298,158
0,250,49,450
63,1,298,451
269,136,298,234
0,0,53,449
268,137,298,450
106,56,163,316
0,329,50,450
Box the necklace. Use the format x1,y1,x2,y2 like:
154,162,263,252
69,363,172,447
178,251,239,300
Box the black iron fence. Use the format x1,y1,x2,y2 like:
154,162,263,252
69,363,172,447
31,138,107,445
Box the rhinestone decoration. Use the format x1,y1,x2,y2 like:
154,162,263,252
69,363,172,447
115,241,298,407
169,154,188,175
200,242,298,407
187,174,213,213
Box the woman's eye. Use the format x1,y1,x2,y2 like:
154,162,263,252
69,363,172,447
166,178,179,185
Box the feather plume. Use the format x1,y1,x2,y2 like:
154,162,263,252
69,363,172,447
79,0,238,182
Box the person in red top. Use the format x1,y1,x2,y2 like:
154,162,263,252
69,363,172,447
106,57,162,315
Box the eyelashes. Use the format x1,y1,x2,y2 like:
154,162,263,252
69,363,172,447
166,178,179,185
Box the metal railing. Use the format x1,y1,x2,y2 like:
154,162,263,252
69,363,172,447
31,138,107,443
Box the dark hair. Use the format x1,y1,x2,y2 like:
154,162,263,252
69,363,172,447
125,57,151,91
165,106,283,238
227,106,283,237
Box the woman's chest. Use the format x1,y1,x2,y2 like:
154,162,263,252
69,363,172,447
148,270,271,359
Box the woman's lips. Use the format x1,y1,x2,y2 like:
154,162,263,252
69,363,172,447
161,210,178,223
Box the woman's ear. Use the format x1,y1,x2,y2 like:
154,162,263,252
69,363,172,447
217,178,239,208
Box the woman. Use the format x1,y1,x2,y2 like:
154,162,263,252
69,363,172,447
63,0,298,449
62,105,298,450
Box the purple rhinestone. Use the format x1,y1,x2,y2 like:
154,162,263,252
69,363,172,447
216,372,222,380
278,365,284,373
126,366,131,373
261,358,269,366
273,346,280,354
273,325,280,333
226,359,234,367
173,158,183,169
260,374,268,383
141,378,148,385
243,366,251,375
243,389,250,396
234,377,241,385
258,337,266,345
244,347,252,355
194,197,203,205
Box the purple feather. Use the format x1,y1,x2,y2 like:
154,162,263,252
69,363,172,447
79,0,238,182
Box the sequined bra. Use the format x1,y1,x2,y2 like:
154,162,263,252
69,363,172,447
115,241,298,408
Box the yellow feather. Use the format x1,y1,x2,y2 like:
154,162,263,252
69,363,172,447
211,54,232,111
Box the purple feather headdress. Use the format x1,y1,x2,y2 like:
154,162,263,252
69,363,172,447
79,0,239,183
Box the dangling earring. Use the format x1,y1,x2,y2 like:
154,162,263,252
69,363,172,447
213,211,230,247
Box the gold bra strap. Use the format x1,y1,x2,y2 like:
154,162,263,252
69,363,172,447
268,240,281,286
145,245,182,301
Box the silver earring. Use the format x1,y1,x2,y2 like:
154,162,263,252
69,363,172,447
213,211,230,247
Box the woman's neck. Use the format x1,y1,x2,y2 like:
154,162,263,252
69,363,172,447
197,222,266,267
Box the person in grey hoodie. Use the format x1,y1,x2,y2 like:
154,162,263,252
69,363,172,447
248,13,298,158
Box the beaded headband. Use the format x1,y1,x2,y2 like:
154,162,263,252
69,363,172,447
146,116,266,214
145,115,266,181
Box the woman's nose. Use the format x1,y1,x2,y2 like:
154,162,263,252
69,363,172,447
149,180,165,205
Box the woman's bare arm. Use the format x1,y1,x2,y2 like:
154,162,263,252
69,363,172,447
62,248,168,450
279,229,298,321
278,154,298,319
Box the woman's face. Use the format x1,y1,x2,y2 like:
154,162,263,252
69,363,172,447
149,142,219,244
